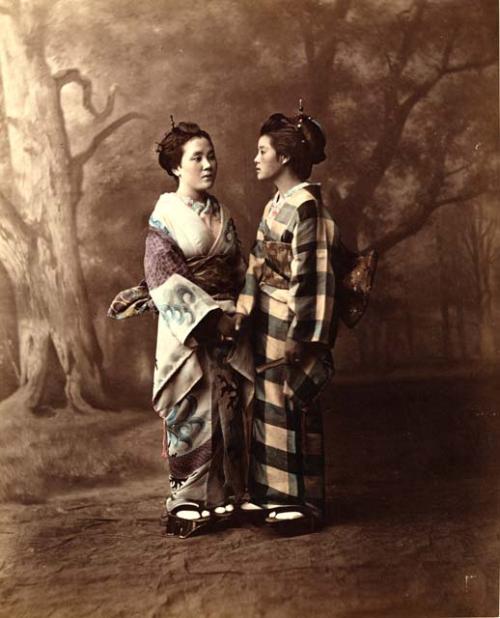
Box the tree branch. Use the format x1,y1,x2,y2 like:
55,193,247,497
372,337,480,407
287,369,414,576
444,163,471,179
394,0,427,75
344,13,495,220
442,57,498,76
369,188,486,255
434,189,486,208
401,56,497,113
53,69,118,121
72,112,147,169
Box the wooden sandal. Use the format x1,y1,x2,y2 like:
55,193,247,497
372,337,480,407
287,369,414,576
162,503,212,539
265,505,319,534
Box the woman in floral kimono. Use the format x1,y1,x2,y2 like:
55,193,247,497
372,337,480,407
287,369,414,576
139,121,253,537
235,106,337,530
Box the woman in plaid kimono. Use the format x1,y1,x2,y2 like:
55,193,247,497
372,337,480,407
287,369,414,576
236,107,337,528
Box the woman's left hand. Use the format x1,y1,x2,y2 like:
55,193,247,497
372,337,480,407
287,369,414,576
284,339,306,366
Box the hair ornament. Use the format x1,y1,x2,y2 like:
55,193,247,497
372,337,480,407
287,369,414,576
295,98,307,143
170,114,176,130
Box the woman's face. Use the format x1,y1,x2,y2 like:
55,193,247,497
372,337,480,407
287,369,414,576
174,137,217,194
254,135,286,181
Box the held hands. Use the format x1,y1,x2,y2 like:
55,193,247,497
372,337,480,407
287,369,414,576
193,311,246,344
216,312,247,342
217,313,237,340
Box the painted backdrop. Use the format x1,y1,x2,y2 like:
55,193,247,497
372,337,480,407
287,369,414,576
0,0,498,412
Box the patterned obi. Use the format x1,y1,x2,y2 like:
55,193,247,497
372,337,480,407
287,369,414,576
261,241,292,290
187,252,244,301
108,251,243,320
259,239,378,330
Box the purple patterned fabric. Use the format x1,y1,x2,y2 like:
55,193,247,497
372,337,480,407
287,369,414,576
144,227,192,291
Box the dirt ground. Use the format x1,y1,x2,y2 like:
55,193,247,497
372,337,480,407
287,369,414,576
0,377,499,618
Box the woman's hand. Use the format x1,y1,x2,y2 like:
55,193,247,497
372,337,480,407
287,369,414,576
217,313,237,340
233,313,247,334
285,339,327,366
284,339,306,366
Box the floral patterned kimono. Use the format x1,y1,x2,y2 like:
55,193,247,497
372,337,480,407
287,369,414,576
236,182,338,517
144,192,253,513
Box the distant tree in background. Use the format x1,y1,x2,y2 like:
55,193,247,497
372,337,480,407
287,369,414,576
272,0,497,253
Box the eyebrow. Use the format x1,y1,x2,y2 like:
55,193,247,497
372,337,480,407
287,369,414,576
191,149,215,156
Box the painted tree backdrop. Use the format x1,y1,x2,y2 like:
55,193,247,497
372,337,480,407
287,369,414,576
0,0,497,412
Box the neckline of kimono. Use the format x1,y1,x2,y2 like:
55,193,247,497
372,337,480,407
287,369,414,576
274,181,320,205
177,193,219,217
171,192,225,254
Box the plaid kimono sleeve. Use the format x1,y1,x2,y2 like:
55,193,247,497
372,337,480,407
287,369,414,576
287,200,335,344
235,220,266,316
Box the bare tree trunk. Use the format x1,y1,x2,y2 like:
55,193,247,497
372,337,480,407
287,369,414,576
0,3,107,412
478,302,496,361
435,213,454,361
455,305,468,361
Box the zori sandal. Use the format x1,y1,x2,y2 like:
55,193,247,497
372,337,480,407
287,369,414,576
213,503,235,519
265,505,319,535
239,501,281,524
163,502,212,539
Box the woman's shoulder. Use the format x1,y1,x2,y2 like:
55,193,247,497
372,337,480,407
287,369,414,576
151,191,178,214
148,192,178,235
287,183,321,203
284,184,321,220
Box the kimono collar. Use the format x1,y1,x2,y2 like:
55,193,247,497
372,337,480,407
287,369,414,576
274,181,321,204
178,194,219,217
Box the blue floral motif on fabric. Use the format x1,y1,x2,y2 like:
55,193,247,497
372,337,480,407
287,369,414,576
157,303,194,325
149,215,172,236
157,284,198,325
166,395,204,449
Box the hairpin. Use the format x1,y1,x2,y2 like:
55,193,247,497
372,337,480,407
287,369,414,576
297,98,305,130
170,114,176,130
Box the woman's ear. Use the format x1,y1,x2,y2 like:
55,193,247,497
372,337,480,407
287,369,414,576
278,153,290,166
172,166,181,179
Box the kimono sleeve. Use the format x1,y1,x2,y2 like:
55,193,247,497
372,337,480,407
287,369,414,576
144,227,221,345
287,200,335,344
235,218,266,317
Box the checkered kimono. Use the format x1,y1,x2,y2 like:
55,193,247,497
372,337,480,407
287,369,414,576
236,182,337,515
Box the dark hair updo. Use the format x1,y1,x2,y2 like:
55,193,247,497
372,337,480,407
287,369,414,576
156,122,213,177
260,111,326,180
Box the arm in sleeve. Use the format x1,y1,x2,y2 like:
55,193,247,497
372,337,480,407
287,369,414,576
235,219,266,317
287,200,335,344
144,228,221,344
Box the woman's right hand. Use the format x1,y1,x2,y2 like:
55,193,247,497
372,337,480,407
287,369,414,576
217,313,237,340
233,313,246,334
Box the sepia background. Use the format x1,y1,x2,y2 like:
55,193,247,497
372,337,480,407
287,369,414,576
0,1,498,616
